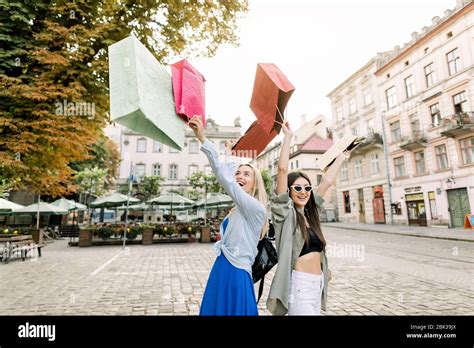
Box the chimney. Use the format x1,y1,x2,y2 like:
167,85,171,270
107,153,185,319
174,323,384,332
411,32,419,41
431,16,440,25
456,0,464,9
444,9,453,17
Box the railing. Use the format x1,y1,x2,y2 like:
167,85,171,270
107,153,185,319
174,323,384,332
443,111,474,126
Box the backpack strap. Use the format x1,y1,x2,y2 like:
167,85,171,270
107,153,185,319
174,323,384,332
256,274,265,303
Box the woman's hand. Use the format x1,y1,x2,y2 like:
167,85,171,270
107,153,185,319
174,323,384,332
225,140,236,154
281,121,293,139
188,115,206,143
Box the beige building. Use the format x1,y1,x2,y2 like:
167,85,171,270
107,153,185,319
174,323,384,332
105,117,242,196
252,115,337,220
375,0,474,227
328,55,392,224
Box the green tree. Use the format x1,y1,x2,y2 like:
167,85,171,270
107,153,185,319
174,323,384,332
0,0,249,196
70,134,120,190
188,172,221,200
260,168,273,197
137,176,164,201
74,166,107,204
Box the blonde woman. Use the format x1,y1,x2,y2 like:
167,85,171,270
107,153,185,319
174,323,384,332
189,115,268,316
267,121,350,315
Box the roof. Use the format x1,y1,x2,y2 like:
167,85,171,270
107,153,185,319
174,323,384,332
300,135,333,152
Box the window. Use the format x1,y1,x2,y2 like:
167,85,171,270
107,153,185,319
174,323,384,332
393,156,406,177
136,138,146,152
370,154,380,174
152,163,161,177
424,63,435,87
188,165,198,177
189,140,199,154
343,191,351,213
169,146,179,154
354,159,362,178
291,162,294,170
336,106,343,122
404,75,415,98
204,165,212,175
349,97,357,115
414,151,426,174
367,119,375,135
153,141,163,153
341,162,348,181
453,91,467,114
316,174,322,185
296,160,299,169
169,164,178,180
435,144,449,169
447,48,460,75
390,120,401,142
460,137,474,165
363,88,372,106
385,86,397,109
430,103,442,127
351,127,359,136
135,164,146,179
391,203,402,215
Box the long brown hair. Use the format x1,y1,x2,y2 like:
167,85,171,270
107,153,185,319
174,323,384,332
235,163,268,239
287,172,326,248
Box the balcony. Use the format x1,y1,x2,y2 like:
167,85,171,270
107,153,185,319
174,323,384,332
399,131,427,151
440,112,474,138
352,132,383,155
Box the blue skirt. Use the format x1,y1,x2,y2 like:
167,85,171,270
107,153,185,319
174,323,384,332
199,254,258,316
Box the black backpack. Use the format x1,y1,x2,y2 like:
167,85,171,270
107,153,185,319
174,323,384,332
252,232,278,303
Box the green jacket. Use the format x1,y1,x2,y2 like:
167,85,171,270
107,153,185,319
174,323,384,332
266,192,329,315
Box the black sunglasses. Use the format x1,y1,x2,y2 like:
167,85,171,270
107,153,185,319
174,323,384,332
290,185,313,193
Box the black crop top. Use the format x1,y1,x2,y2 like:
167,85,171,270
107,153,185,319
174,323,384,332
299,227,323,256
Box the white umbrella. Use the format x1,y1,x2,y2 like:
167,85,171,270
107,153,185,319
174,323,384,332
147,193,194,216
51,198,87,211
90,192,140,208
117,202,149,211
14,202,69,215
0,198,24,213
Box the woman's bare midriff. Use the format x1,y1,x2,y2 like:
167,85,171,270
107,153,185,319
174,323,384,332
294,251,321,275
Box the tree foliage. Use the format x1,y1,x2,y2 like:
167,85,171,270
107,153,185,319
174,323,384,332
260,168,273,197
137,175,164,201
188,172,221,199
74,166,108,203
0,0,248,196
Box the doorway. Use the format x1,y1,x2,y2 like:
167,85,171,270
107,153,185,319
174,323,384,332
358,188,366,223
447,188,470,228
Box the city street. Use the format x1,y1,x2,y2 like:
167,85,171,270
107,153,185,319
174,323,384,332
1,225,473,316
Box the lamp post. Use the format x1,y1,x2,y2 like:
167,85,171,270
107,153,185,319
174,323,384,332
380,109,394,225
123,163,136,250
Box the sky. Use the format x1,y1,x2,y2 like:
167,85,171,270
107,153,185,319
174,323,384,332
191,0,456,134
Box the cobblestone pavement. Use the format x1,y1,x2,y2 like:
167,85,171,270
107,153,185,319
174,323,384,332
1,226,473,315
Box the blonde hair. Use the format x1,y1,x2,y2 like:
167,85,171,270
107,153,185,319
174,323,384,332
235,163,269,239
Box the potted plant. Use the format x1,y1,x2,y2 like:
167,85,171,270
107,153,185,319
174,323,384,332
126,226,140,240
141,224,154,245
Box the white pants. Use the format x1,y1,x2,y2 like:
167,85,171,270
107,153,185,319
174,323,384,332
288,270,324,315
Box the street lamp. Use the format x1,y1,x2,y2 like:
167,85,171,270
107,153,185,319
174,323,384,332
380,109,394,225
122,163,136,250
